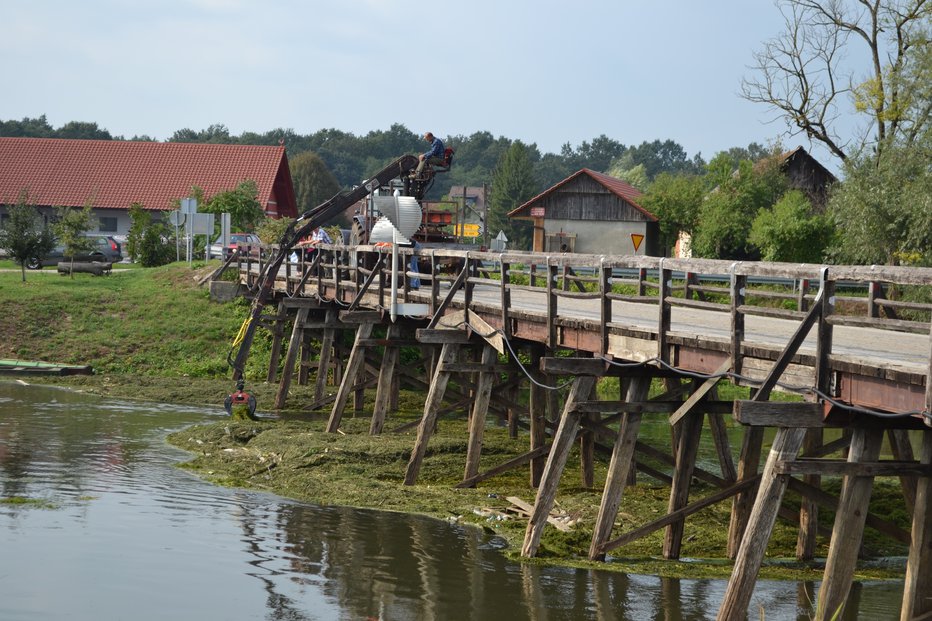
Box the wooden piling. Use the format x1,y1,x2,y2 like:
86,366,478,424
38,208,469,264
404,342,459,485
325,322,374,433
521,374,597,558
463,345,499,483
717,426,806,620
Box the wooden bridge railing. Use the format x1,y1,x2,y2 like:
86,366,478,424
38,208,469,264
236,244,932,415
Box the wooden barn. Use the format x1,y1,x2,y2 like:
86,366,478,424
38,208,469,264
509,168,659,256
775,145,837,210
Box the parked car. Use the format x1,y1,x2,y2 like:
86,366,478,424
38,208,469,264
25,236,123,269
209,233,262,260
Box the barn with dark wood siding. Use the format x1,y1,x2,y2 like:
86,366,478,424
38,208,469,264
509,168,659,256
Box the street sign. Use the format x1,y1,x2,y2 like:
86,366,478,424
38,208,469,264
455,223,482,237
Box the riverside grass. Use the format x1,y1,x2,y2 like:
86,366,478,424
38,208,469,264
0,263,909,580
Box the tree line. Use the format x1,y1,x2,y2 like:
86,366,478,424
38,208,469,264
3,1,929,265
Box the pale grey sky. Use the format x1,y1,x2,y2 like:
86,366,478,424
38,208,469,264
1,0,853,171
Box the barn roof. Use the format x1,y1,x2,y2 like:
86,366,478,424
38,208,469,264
509,168,655,221
0,137,297,217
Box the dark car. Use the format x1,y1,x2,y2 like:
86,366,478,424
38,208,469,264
26,236,123,269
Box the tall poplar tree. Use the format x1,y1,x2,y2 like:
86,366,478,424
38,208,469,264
488,141,537,250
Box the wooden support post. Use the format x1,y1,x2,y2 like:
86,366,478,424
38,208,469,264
600,263,611,356
546,260,558,349
313,310,337,403
816,427,884,619
371,324,402,435
815,277,835,398
298,330,312,385
589,376,650,560
658,262,672,363
325,322,374,433
663,409,704,559
266,299,286,383
404,343,459,485
529,344,547,487
901,430,932,621
797,427,822,561
273,306,309,410
888,429,918,515
728,426,764,558
717,427,806,621
521,374,597,558
730,272,746,377
463,345,499,483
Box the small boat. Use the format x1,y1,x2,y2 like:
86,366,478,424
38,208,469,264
0,359,93,376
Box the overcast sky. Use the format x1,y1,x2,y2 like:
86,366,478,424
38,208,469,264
1,0,849,171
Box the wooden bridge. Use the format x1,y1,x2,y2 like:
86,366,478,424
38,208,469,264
229,243,932,620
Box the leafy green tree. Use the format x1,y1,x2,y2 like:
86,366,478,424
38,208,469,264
126,202,150,262
488,141,538,250
290,152,341,219
0,115,55,138
255,216,295,245
691,158,788,260
638,172,706,254
605,162,649,191
749,190,835,263
54,202,95,277
57,121,112,140
0,190,56,282
203,180,264,232
827,137,932,265
137,222,176,267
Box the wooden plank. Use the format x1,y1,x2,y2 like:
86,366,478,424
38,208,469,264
540,357,608,376
455,445,550,489
733,401,825,427
717,427,806,621
574,400,734,414
415,329,474,344
602,476,760,553
785,477,910,544
506,496,571,532
774,459,932,477
338,310,383,324
668,358,731,426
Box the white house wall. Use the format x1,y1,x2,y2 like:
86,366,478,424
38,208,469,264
545,219,651,255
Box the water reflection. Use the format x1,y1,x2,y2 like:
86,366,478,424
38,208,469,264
0,382,902,620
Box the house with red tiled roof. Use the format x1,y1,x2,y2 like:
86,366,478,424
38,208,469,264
0,137,297,237
509,168,659,256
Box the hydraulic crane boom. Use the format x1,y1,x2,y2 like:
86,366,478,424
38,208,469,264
229,153,419,380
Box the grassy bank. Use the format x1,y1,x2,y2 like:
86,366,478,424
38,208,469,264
0,264,909,580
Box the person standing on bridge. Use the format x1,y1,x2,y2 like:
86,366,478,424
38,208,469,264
412,131,445,178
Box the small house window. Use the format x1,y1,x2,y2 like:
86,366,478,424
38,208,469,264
546,233,576,253
98,216,118,233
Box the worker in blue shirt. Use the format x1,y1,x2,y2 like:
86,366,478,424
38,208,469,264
412,131,444,178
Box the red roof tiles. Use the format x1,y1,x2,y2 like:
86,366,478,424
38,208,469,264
509,168,655,221
0,137,296,217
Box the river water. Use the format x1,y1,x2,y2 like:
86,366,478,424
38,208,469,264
0,381,903,620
